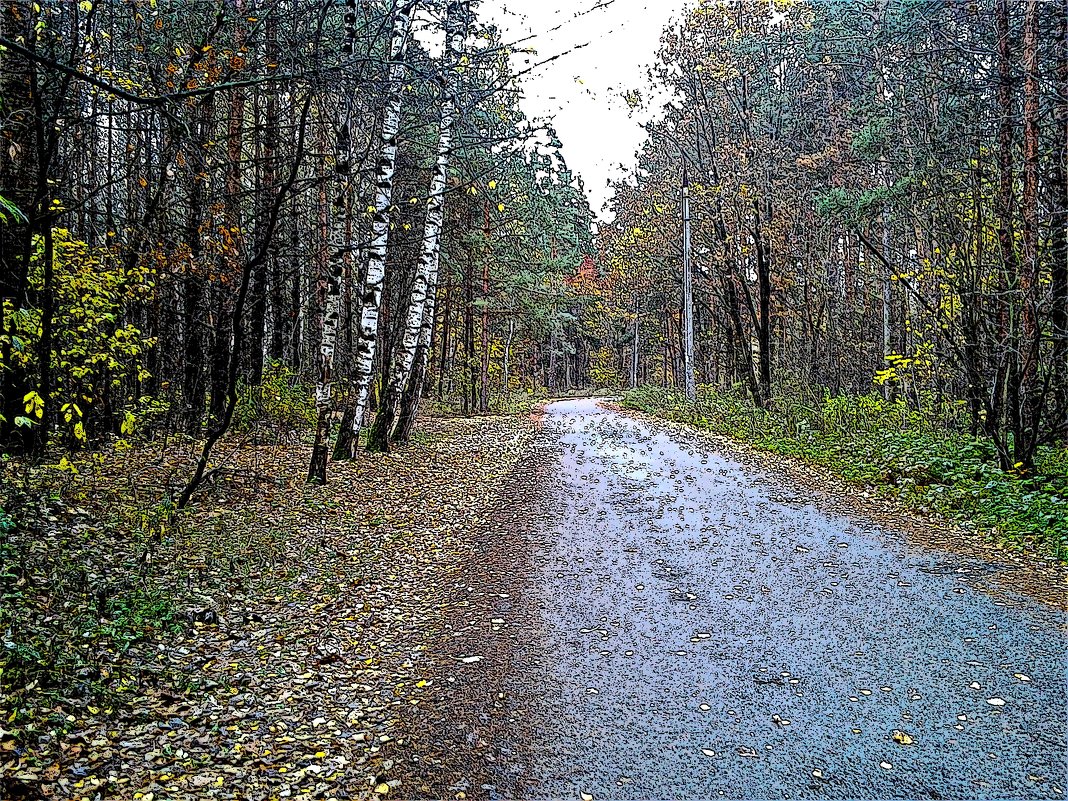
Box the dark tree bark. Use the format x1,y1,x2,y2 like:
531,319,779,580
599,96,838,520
1051,0,1068,437
0,2,37,453
178,93,313,509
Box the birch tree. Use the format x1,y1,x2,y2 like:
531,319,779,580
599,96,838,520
308,4,358,484
367,0,465,452
334,0,418,460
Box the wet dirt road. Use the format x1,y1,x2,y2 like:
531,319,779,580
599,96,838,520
484,399,1067,800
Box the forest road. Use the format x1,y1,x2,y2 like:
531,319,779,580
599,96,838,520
472,398,1067,800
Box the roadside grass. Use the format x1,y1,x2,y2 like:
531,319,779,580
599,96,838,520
621,385,1068,561
0,449,287,728
423,387,546,417
424,386,619,419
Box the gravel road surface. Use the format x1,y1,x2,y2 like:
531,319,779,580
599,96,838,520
475,399,1068,800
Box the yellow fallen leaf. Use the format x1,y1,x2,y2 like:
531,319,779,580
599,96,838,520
892,729,914,745
375,783,391,795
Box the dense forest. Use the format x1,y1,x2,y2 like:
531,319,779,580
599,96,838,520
0,0,594,494
2,1,1067,798
2,0,1065,487
603,0,1066,472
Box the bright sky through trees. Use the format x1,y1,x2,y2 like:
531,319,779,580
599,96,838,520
489,0,688,217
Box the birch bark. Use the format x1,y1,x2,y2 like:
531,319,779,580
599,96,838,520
388,1,463,446
308,0,358,483
368,1,464,451
308,101,353,481
335,0,418,459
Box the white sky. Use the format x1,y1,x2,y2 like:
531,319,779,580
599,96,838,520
483,0,690,219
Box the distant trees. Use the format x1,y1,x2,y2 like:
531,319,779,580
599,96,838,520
0,0,595,488
597,0,1068,471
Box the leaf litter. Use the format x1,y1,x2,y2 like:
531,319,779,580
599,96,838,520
1,414,534,800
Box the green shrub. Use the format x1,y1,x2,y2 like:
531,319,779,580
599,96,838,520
234,362,316,438
1,229,155,445
496,388,544,415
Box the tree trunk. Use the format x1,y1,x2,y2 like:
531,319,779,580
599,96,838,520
370,1,463,450
265,19,285,363
479,245,490,411
0,1,37,452
681,169,696,400
209,286,233,426
753,201,772,406
436,281,452,400
334,1,417,460
182,167,207,436
1015,0,1041,468
178,93,313,508
248,31,271,384
1051,0,1068,438
630,295,640,389
548,328,559,393
994,0,1018,469
463,242,475,414
502,317,514,396
308,88,355,480
34,225,54,453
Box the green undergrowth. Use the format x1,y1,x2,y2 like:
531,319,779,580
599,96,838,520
0,440,301,739
422,387,547,417
622,385,1068,561
425,385,618,418
233,361,317,441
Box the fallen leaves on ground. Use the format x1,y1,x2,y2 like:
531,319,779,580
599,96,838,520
1,414,534,800
891,730,914,745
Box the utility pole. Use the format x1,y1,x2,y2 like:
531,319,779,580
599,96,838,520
681,166,696,401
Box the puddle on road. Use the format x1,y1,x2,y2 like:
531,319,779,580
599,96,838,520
490,399,1068,801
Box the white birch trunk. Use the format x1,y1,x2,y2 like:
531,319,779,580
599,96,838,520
316,112,354,411
338,1,417,457
369,1,465,449
367,91,455,448
873,0,894,399
308,5,358,482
